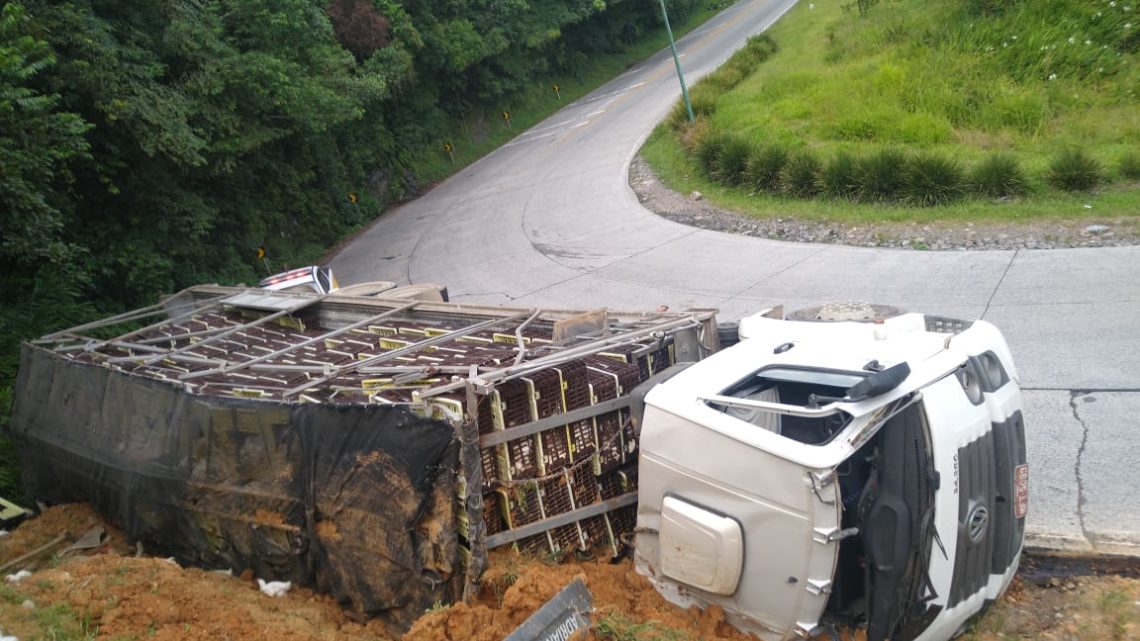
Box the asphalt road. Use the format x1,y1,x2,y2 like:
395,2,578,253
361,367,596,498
332,0,1140,553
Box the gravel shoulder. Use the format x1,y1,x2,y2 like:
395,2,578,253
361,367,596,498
629,156,1138,250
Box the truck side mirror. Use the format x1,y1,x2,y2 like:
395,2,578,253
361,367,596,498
845,362,910,402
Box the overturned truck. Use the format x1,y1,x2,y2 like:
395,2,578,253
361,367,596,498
11,287,1027,641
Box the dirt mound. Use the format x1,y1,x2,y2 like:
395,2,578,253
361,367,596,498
5,505,1140,641
1,505,394,641
406,551,766,641
1,503,130,559
1,555,393,641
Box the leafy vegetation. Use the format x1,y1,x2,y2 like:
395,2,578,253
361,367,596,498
782,151,822,198
1121,152,1140,180
744,143,789,194
971,154,1029,198
903,152,966,206
1048,148,1104,191
647,0,1140,218
0,0,721,496
595,610,689,641
710,135,752,186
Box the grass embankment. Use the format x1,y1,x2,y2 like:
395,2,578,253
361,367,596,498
644,0,1140,223
406,3,729,186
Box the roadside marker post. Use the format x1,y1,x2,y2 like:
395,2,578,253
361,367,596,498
256,246,271,275
552,83,561,101
443,142,455,162
659,0,694,123
502,110,512,129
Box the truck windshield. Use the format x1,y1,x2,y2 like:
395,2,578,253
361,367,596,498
708,366,874,445
754,367,866,389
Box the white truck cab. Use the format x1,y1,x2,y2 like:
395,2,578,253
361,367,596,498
258,265,339,294
635,305,1027,641
259,266,450,301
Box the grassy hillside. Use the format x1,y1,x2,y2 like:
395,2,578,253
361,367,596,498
645,0,1140,221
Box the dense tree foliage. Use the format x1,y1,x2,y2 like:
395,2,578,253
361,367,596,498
0,0,699,497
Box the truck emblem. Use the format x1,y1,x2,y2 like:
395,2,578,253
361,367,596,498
967,505,989,544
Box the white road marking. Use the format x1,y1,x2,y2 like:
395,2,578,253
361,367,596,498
502,130,562,148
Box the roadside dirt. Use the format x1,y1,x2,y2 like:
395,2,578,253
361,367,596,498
629,156,1140,250
3,505,1139,641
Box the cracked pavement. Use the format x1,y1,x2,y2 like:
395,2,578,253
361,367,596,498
331,0,1140,552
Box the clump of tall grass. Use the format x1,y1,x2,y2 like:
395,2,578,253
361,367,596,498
970,153,1028,198
677,117,711,153
853,148,908,202
902,152,966,206
667,90,719,131
711,135,753,186
694,131,730,176
823,151,860,200
1118,151,1140,181
743,144,789,194
782,151,822,197
1046,148,1102,191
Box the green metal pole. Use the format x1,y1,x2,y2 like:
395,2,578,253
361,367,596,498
659,0,695,123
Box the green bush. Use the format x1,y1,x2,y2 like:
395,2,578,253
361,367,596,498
742,33,779,61
694,131,731,176
1119,151,1140,181
668,90,719,132
1047,149,1103,192
854,148,908,202
971,153,1028,198
903,152,965,206
711,135,753,186
743,144,789,193
782,151,822,198
824,151,861,199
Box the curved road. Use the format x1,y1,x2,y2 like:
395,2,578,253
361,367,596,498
332,0,1140,553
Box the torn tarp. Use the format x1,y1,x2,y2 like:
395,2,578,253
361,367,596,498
9,344,460,630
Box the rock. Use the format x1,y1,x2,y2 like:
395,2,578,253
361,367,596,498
258,578,293,597
690,191,703,201
21,599,35,610
4,570,31,583
1065,581,1077,590
1086,224,1110,234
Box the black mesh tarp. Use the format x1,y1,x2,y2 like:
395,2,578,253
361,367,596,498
9,344,460,630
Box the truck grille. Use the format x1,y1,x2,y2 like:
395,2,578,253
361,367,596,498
991,411,1027,573
948,431,996,608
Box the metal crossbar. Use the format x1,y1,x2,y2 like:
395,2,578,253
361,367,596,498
479,396,632,448
35,296,195,341
483,491,638,549
47,295,232,352
281,310,534,398
105,295,326,366
419,315,699,399
179,301,419,381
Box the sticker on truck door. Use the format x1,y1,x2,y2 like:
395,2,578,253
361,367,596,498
1014,464,1029,519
